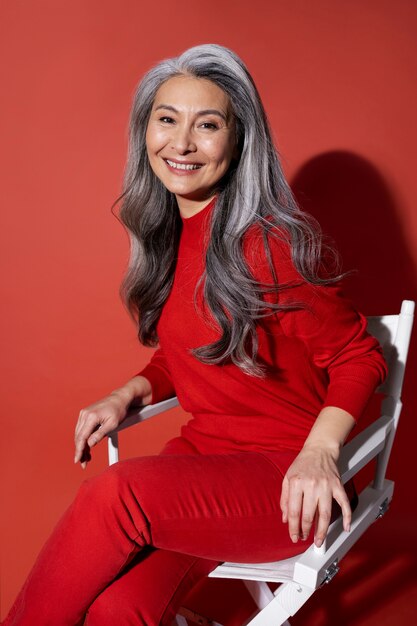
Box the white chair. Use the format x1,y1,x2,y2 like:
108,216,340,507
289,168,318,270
107,300,414,626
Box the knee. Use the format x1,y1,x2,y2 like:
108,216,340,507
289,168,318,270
75,464,127,510
71,463,149,543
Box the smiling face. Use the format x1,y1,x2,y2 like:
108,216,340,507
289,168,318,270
146,75,238,217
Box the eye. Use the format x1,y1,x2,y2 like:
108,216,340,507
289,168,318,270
159,116,175,124
200,121,219,130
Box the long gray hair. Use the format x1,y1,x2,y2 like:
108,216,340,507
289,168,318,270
119,44,341,376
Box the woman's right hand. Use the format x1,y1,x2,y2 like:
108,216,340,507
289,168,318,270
74,375,152,468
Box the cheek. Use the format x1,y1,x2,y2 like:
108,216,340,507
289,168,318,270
204,137,235,167
146,126,166,156
145,133,161,177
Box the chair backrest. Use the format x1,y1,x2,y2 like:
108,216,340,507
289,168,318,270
336,300,414,493
366,299,414,409
363,300,414,490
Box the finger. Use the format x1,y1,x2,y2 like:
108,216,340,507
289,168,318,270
74,410,88,440
74,421,96,463
287,481,303,542
74,429,90,463
314,497,332,547
87,424,106,448
74,413,102,462
300,491,317,541
333,485,352,532
86,417,117,448
73,412,91,461
74,438,86,464
280,476,289,523
74,440,91,466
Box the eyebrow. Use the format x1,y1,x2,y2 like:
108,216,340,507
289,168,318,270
154,104,227,121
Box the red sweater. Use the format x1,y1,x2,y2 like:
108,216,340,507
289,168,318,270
139,198,387,455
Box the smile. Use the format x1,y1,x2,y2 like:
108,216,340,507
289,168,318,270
165,159,202,171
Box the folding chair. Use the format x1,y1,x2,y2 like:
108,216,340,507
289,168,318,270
107,300,414,626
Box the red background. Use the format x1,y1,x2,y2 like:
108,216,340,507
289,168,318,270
1,1,416,623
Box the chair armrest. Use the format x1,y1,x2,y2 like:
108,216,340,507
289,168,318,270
338,414,393,484
106,397,179,465
109,397,180,435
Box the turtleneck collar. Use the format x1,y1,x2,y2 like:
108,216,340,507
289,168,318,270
180,196,217,231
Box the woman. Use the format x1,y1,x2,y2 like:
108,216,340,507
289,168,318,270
4,44,387,625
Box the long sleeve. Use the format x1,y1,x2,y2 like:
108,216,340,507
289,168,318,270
247,229,388,421
136,347,177,404
279,282,387,420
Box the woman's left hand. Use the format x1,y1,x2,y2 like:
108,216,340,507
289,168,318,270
280,443,351,548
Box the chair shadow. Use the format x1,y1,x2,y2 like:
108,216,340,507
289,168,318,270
290,150,417,313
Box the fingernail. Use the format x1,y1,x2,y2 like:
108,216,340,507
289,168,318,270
81,462,87,470
291,534,299,543
302,534,308,541
315,538,323,547
346,524,351,532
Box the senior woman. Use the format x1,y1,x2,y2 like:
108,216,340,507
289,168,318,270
4,44,386,625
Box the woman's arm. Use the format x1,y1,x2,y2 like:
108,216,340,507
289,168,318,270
74,345,177,468
280,406,355,547
74,375,152,469
248,231,387,546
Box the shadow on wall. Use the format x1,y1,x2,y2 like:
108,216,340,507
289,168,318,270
290,150,417,313
288,151,417,625
184,152,417,626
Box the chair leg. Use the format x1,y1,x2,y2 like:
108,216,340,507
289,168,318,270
243,580,274,609
242,581,292,624
245,581,313,626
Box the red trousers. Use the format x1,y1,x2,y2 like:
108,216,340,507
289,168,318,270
3,438,305,626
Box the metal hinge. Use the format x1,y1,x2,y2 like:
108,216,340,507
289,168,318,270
376,497,390,519
321,559,340,585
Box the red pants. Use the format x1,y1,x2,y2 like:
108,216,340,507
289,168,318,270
4,438,304,626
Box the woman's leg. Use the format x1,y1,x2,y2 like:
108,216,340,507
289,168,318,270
85,548,217,626
3,450,302,625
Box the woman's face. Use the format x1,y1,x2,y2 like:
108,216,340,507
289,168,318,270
146,75,238,217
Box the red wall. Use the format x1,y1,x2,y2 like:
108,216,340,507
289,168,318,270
1,1,416,623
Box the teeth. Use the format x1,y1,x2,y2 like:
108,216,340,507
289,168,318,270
166,159,201,171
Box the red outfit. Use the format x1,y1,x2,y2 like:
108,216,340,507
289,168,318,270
140,197,386,454
4,199,387,625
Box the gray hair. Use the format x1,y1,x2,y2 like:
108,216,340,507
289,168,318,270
118,44,340,376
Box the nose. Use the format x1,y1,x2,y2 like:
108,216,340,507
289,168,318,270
171,124,197,155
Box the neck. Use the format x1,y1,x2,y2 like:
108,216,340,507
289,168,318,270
176,194,216,219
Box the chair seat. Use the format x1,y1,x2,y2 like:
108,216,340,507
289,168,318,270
209,479,394,588
209,554,298,585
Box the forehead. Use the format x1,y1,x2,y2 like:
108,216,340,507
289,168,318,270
152,75,231,112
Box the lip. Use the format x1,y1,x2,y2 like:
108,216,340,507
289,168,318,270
164,158,204,175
